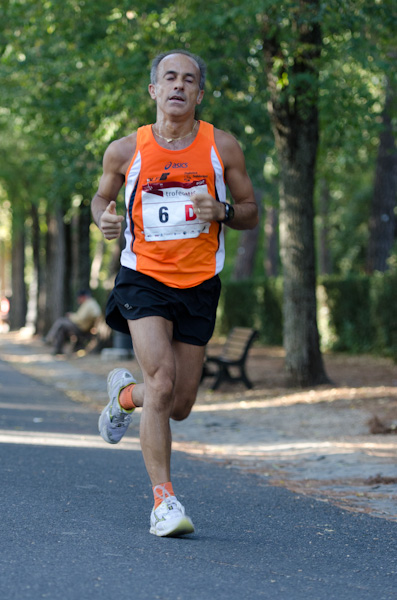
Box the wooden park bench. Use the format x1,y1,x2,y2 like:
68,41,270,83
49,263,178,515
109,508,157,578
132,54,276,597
201,327,258,390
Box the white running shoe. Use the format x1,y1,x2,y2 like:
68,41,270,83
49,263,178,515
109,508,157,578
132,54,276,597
98,368,136,444
150,495,195,537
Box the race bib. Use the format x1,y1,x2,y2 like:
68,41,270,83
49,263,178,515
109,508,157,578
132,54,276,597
141,179,210,242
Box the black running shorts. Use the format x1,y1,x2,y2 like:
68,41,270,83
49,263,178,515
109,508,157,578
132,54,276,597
105,267,221,346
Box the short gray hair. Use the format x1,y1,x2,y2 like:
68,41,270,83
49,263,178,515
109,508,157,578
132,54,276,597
150,49,207,91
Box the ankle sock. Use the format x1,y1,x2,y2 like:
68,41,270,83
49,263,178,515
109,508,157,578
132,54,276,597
153,482,175,509
119,384,136,411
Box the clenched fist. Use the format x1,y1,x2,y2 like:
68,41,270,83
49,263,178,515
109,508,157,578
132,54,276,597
191,192,225,222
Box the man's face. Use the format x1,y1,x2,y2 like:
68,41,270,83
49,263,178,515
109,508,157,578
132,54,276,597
149,53,204,117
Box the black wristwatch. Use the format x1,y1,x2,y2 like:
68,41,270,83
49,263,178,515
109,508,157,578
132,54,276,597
221,202,235,223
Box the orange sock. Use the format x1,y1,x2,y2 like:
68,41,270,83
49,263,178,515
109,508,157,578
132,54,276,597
119,384,136,411
153,482,175,509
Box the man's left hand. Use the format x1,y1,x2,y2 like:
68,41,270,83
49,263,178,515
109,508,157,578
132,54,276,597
192,193,225,222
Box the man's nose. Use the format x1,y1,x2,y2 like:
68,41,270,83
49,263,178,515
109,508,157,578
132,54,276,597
174,77,184,89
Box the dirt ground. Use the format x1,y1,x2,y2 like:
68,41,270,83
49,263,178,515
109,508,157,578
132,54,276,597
189,345,397,520
1,330,397,522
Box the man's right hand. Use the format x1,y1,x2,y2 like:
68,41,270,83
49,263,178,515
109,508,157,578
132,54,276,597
100,201,125,240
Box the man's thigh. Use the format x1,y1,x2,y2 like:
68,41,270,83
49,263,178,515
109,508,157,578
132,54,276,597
128,316,175,380
127,316,205,413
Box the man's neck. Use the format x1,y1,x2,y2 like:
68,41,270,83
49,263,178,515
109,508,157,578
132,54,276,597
152,117,199,149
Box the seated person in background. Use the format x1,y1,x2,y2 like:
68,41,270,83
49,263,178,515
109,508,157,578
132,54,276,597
45,290,101,354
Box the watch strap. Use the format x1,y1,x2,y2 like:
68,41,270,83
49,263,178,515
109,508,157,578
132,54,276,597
221,203,235,223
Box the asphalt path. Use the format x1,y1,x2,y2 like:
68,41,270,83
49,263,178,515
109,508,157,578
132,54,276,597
0,358,396,600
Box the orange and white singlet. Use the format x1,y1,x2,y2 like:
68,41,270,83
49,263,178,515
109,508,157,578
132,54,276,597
120,121,226,289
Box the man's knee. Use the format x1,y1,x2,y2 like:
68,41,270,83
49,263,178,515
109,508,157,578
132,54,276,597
145,371,175,412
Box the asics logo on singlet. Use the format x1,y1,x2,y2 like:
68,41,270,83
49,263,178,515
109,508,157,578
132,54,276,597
164,161,188,170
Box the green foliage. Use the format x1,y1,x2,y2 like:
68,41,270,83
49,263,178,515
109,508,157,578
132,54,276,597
217,279,260,335
326,185,373,275
318,275,373,352
1,0,396,329
218,277,283,344
318,273,397,356
2,0,395,228
371,270,397,360
258,278,283,345
314,0,397,276
219,273,397,358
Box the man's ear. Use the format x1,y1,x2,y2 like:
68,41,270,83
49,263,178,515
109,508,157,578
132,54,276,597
148,83,156,100
196,89,204,104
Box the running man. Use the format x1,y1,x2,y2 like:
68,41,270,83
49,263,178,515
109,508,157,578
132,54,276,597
91,49,258,537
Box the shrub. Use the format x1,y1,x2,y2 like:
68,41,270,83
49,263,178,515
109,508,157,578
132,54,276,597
217,279,259,335
371,271,397,361
258,277,283,345
213,273,396,357
318,275,373,352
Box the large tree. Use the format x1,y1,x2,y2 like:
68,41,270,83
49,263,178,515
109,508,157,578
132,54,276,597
262,0,329,385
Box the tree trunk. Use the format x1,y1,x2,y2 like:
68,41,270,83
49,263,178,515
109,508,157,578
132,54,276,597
9,218,26,330
366,78,397,273
36,204,47,335
232,188,262,280
0,239,9,299
36,206,47,336
62,216,73,311
45,207,66,332
78,201,93,291
26,203,41,332
263,1,329,386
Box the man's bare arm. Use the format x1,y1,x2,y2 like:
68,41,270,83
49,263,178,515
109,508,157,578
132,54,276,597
91,135,136,239
215,129,258,230
192,129,258,230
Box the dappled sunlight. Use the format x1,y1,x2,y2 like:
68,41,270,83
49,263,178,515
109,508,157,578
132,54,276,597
0,429,140,450
0,352,61,364
195,385,397,413
0,401,90,413
173,438,397,461
4,327,35,341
